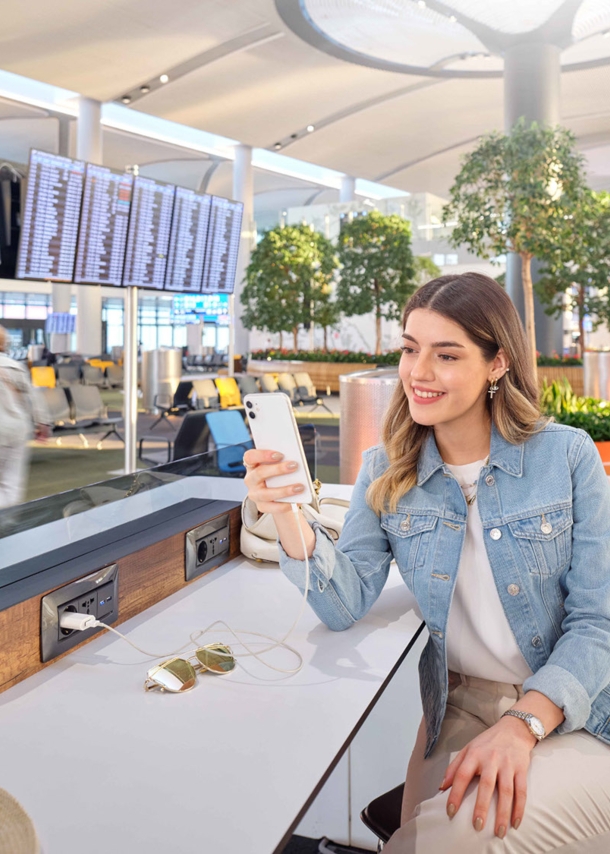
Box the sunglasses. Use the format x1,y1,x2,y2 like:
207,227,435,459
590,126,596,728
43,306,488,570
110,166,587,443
144,643,235,693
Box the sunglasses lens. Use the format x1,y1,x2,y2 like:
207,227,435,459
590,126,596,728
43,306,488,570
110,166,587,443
195,644,235,674
148,658,197,692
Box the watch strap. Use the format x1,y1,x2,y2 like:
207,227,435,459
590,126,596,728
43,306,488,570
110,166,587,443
501,709,546,740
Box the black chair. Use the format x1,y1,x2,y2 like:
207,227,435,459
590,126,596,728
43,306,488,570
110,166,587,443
360,784,404,851
139,410,210,464
150,382,193,430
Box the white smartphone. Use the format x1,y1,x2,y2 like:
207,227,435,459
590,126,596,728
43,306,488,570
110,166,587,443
243,393,315,504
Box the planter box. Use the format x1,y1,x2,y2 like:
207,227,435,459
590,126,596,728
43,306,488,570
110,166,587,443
248,359,376,393
537,366,583,396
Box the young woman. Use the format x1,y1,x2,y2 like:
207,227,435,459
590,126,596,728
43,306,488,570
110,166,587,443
243,273,610,851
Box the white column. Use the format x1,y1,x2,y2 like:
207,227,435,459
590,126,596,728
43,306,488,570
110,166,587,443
504,43,563,356
76,97,103,357
340,175,356,203
232,144,254,365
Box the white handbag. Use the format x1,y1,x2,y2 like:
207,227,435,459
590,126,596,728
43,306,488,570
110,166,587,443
240,488,350,564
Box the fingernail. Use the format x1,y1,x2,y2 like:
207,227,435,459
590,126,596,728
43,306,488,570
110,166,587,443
474,817,483,832
513,818,521,830
447,803,456,819
293,484,304,493
287,462,298,470
497,826,506,839
271,452,283,460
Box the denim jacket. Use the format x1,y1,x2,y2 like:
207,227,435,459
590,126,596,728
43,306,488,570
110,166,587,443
280,421,610,758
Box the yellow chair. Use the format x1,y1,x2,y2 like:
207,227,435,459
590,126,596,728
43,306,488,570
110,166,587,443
30,366,56,388
214,376,242,409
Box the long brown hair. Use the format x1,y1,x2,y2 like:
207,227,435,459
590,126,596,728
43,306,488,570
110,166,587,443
367,272,548,514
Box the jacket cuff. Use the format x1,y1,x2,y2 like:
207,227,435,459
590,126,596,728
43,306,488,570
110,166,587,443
522,663,591,734
278,522,336,592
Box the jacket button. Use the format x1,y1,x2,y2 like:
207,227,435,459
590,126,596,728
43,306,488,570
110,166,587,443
490,528,502,540
400,519,411,531
532,635,542,647
485,475,495,486
541,522,553,534
508,584,520,596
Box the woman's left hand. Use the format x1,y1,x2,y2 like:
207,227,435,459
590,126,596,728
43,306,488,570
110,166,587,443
439,717,537,838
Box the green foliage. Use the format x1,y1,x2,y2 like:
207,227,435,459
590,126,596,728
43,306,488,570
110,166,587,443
413,255,442,286
536,190,610,334
336,211,416,353
443,119,588,263
537,354,582,366
240,225,338,346
249,348,402,364
540,379,610,441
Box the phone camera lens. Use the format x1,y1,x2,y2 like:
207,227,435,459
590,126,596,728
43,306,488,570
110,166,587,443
246,401,253,409
248,411,256,419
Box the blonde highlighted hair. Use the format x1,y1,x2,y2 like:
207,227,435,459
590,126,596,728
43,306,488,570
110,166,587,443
366,273,548,515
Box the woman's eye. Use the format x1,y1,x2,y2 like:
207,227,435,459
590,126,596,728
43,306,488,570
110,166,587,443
439,354,457,362
400,346,415,354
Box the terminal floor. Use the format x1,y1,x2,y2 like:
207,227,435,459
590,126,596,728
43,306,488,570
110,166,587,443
24,392,341,503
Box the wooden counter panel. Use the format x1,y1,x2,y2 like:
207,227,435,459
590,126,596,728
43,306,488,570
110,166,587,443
0,505,241,694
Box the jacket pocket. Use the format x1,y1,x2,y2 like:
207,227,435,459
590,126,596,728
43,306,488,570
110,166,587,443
380,511,438,572
508,508,572,576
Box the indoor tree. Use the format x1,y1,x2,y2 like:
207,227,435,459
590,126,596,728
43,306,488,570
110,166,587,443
336,210,416,355
443,118,588,369
240,224,338,350
537,190,610,356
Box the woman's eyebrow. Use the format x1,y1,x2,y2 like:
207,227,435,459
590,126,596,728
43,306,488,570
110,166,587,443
402,333,466,349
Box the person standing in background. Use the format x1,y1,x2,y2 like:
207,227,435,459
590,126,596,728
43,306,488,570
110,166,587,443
0,326,50,508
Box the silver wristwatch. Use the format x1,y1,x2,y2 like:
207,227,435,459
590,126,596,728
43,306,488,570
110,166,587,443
501,709,546,741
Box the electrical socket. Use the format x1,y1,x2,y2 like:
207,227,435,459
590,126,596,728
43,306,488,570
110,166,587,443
41,564,119,662
185,515,230,581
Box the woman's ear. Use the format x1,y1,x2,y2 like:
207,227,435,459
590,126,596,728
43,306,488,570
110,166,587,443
491,348,510,377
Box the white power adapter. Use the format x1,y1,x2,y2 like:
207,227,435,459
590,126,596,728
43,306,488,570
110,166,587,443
59,612,99,632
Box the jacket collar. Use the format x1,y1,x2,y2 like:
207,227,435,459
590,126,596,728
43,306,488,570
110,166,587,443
417,422,524,486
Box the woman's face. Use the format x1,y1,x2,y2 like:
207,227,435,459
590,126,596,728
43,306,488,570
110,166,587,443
399,308,505,431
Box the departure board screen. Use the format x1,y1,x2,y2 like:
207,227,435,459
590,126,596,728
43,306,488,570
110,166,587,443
74,164,133,286
164,187,212,293
122,176,175,289
16,149,85,282
201,196,243,294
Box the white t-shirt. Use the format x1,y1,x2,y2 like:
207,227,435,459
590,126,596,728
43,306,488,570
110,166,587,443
444,458,533,685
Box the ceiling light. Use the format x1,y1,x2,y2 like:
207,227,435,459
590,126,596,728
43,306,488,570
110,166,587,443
306,125,315,132
121,95,132,104
140,85,151,94
449,14,457,22
417,0,426,6
274,142,282,150
159,74,169,84
603,30,610,38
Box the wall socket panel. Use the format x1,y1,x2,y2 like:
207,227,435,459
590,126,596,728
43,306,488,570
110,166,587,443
41,564,119,663
185,514,230,581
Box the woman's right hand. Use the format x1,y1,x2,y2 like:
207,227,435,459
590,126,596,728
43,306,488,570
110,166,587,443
243,449,305,516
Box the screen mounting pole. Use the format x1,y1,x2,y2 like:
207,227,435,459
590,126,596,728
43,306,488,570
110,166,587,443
124,285,138,474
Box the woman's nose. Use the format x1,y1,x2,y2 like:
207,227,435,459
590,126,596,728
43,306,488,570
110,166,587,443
410,354,435,381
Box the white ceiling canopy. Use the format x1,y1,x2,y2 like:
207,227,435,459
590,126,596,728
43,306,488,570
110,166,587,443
283,0,610,76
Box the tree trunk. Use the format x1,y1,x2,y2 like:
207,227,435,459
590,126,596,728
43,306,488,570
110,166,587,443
279,331,283,349
323,325,328,353
577,285,585,358
293,326,298,350
374,279,382,355
520,253,538,382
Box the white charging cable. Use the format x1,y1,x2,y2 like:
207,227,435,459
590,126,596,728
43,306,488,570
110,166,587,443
59,503,313,677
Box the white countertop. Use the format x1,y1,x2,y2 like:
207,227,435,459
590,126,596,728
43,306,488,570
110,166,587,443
0,549,423,854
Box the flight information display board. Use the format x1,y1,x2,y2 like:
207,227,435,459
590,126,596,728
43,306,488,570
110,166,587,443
164,187,212,293
16,149,85,282
122,176,175,289
74,164,133,286
200,196,243,294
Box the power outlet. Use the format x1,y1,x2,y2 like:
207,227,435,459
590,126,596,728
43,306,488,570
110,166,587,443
185,514,230,581
41,564,119,662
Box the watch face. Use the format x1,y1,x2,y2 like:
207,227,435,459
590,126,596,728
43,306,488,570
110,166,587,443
530,717,545,738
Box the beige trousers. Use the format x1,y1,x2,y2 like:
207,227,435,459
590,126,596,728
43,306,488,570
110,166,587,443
384,671,610,853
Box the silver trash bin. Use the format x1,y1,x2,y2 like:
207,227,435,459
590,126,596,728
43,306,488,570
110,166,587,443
584,351,610,401
141,348,183,412
340,368,399,484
